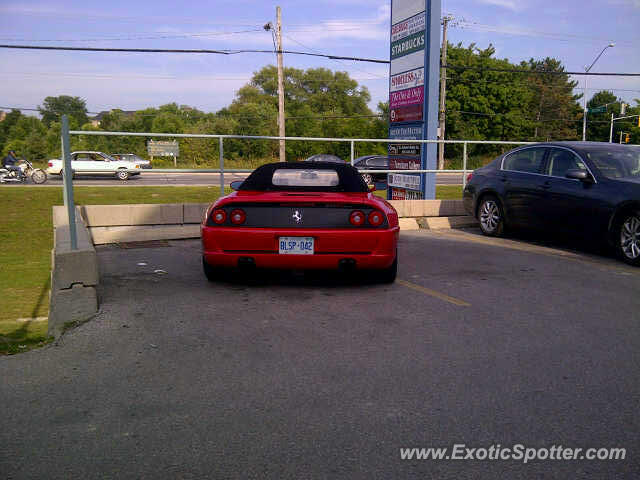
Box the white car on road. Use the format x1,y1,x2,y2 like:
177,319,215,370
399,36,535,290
46,151,143,181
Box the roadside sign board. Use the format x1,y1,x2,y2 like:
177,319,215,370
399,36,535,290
390,86,424,108
390,104,424,123
389,157,421,169
390,67,424,93
387,0,440,200
389,143,421,156
147,140,179,157
588,106,606,114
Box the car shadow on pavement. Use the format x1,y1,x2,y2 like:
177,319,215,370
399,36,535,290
463,226,615,260
210,268,385,289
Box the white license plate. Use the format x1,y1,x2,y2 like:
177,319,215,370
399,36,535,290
279,237,314,255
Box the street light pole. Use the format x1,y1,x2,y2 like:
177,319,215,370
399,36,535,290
582,43,615,141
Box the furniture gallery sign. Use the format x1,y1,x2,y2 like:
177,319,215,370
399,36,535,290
388,0,440,200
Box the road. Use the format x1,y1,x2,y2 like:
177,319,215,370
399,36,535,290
1,230,638,478
32,171,464,187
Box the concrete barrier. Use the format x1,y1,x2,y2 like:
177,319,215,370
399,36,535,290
49,207,99,338
75,200,474,244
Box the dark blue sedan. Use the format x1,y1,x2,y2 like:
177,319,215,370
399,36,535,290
463,142,640,265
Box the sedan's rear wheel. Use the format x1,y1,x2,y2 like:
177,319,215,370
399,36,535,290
617,212,640,266
116,169,130,181
478,196,505,237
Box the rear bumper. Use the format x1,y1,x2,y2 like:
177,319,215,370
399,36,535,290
202,226,399,270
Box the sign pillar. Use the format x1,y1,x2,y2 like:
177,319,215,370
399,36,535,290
388,0,441,200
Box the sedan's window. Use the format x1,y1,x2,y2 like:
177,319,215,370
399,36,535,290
367,157,388,167
547,149,587,178
502,148,546,174
584,146,640,179
272,169,340,187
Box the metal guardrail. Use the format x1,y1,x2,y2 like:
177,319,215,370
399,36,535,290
61,119,532,249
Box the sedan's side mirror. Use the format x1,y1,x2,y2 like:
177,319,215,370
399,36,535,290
230,180,243,191
565,169,593,182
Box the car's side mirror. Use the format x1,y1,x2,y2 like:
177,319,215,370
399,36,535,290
230,180,243,191
565,169,593,182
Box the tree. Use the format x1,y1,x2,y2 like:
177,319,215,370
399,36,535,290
585,90,618,142
525,58,581,141
38,95,89,128
224,65,375,160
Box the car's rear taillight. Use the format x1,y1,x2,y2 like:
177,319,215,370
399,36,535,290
368,210,384,226
230,209,246,225
466,173,473,183
48,162,53,167
212,209,226,224
349,210,365,226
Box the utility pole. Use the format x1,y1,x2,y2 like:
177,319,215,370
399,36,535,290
438,15,451,171
276,6,286,162
609,112,614,143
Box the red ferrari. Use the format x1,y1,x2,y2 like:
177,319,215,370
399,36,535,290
201,162,399,282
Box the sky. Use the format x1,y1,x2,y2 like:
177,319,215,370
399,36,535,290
0,0,638,117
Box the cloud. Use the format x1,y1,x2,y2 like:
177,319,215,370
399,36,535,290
283,4,390,47
476,0,520,10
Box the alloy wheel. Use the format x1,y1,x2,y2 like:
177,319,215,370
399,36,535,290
480,200,500,233
620,215,640,260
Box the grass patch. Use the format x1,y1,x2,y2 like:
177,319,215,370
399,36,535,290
0,186,225,354
0,184,460,354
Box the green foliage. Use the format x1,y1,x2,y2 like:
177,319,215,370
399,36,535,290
1,49,634,166
38,95,89,128
585,91,640,144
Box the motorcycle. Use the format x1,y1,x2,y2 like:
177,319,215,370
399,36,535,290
0,159,47,184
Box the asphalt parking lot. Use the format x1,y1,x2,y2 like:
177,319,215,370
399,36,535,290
2,230,639,479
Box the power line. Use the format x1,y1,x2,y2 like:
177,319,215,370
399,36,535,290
443,64,640,77
0,44,390,63
3,43,639,76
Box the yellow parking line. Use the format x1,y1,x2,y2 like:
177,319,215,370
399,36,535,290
397,279,471,307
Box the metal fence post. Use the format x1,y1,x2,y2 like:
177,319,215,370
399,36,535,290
219,137,224,197
350,140,355,166
61,115,77,250
462,142,468,189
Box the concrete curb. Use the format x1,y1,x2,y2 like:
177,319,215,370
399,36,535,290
417,216,478,230
49,207,99,338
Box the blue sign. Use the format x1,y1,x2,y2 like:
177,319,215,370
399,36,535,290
388,0,441,200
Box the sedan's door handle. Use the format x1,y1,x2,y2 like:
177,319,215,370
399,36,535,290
539,181,551,190
500,176,507,183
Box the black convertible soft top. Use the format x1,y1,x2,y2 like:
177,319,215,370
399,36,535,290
238,162,369,193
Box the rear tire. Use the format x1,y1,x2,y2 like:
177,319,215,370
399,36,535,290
203,257,218,282
615,211,640,266
376,252,398,284
116,169,130,181
478,195,505,237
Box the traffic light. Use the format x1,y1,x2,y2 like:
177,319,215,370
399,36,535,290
624,133,630,143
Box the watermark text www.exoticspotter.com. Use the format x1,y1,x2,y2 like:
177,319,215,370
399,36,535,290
400,444,626,464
